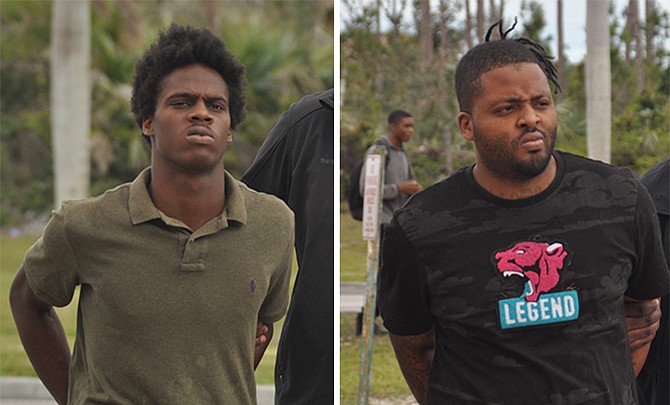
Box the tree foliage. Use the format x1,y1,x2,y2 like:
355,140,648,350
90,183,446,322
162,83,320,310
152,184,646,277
340,0,669,201
0,1,334,226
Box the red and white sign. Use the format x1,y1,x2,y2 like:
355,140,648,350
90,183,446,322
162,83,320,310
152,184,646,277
362,154,383,240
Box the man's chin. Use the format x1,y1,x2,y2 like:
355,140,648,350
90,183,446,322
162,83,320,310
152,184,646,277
516,153,552,178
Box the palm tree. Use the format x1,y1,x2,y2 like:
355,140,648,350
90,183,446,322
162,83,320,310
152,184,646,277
585,0,611,162
51,0,91,207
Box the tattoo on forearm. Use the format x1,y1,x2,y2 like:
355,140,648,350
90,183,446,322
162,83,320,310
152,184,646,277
389,332,435,405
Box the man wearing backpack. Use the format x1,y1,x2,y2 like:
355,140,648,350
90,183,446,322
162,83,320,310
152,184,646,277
358,109,423,225
354,109,423,334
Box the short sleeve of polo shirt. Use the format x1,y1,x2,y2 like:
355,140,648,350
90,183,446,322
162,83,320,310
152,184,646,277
22,207,80,307
378,218,433,335
625,182,670,299
257,225,294,324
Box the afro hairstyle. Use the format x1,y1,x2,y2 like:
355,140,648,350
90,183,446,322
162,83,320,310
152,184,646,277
130,24,247,141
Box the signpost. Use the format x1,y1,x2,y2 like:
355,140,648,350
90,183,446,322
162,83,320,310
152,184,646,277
357,146,385,405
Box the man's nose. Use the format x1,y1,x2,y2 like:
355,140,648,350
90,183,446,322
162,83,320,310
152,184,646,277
188,100,213,123
517,104,540,127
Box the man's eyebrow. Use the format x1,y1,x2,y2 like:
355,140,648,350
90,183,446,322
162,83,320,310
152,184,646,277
166,92,196,100
206,96,228,104
489,97,522,107
490,94,549,106
166,93,228,103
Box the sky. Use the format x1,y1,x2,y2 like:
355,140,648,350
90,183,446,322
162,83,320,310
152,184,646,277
504,0,669,63
339,0,670,64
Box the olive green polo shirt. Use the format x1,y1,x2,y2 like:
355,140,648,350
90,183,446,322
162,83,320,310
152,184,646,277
22,168,294,405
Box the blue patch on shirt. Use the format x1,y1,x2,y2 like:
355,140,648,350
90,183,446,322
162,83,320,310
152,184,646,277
499,288,579,330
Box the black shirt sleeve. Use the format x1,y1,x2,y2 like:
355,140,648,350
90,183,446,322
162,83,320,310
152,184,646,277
378,217,434,335
625,181,670,299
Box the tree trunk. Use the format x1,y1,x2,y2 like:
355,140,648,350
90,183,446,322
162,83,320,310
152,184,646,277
630,0,644,92
586,0,611,163
203,0,220,34
645,0,655,66
51,0,91,208
438,0,453,174
557,0,566,102
477,0,484,42
376,0,382,37
419,0,433,72
119,1,142,49
465,0,473,48
624,0,633,64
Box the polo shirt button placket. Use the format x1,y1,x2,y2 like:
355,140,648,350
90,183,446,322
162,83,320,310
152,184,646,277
181,236,205,272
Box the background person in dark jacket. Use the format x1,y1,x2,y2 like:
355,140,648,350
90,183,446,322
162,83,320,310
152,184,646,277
242,89,334,404
637,158,669,405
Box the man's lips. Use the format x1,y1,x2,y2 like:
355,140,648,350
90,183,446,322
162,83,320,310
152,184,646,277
519,130,546,151
186,126,215,144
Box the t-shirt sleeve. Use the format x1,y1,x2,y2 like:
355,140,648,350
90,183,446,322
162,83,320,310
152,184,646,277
22,208,80,307
625,182,670,299
258,225,295,324
378,218,433,335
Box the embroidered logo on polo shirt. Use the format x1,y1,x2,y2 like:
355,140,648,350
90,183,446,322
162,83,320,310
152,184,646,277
494,240,579,330
249,279,257,293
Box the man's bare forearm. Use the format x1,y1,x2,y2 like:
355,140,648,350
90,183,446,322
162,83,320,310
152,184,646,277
389,329,435,405
10,268,70,405
624,296,661,375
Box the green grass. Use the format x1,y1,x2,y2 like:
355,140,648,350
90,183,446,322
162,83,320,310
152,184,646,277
339,206,369,282
339,211,413,404
0,233,290,385
1,234,50,377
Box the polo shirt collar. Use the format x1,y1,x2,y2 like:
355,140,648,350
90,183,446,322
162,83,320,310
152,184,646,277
128,167,248,229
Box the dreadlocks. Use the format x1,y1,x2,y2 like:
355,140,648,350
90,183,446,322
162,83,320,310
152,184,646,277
455,18,561,113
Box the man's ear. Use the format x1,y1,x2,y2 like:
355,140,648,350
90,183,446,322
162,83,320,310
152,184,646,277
226,131,233,143
388,121,397,135
142,118,154,137
457,112,474,141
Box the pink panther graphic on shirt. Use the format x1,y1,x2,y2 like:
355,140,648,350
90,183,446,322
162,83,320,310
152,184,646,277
495,241,569,302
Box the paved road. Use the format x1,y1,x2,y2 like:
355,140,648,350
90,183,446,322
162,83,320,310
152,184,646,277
341,282,366,313
0,378,274,404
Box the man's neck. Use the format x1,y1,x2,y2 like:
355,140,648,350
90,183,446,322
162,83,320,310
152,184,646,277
149,165,226,231
472,156,557,200
387,134,403,148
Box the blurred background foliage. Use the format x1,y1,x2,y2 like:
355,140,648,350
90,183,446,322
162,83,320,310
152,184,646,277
340,0,669,202
1,0,334,227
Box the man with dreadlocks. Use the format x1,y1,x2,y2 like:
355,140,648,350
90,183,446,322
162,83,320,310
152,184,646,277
378,20,668,404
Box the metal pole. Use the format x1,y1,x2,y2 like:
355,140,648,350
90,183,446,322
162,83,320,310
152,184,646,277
357,146,386,405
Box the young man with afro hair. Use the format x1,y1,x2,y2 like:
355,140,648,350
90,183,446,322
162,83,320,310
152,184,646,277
10,24,294,404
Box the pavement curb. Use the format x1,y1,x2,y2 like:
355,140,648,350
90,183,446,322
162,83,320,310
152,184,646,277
0,377,52,400
0,378,275,404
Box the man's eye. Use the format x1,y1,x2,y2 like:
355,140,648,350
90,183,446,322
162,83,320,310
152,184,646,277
496,106,515,114
211,104,226,111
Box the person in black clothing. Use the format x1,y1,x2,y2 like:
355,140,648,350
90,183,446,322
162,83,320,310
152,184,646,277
242,89,334,404
637,158,669,405
378,21,668,405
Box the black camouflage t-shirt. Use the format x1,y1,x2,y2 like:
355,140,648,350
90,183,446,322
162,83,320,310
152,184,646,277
379,151,669,405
